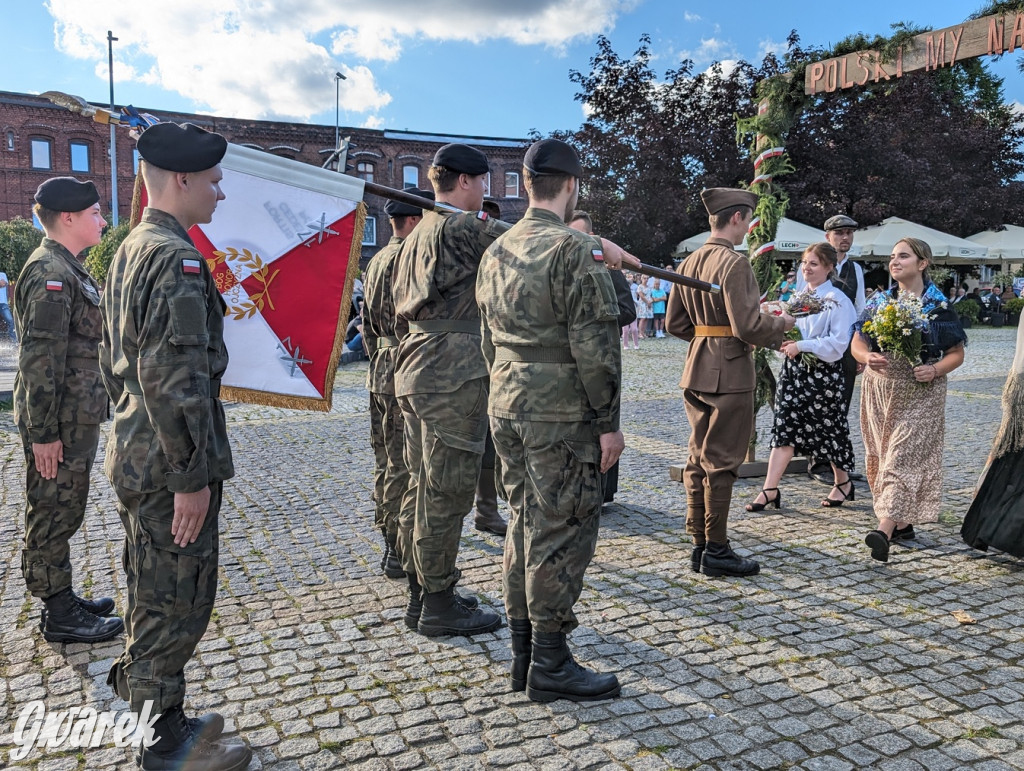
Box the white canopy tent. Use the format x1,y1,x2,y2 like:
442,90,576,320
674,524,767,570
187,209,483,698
675,218,834,257
966,224,1024,264
854,217,991,264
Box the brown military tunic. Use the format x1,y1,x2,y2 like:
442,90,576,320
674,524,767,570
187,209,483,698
391,207,508,593
99,207,232,713
14,237,108,599
666,236,786,543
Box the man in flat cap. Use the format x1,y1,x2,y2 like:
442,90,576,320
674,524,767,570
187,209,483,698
363,188,434,584
477,138,625,701
799,214,864,484
14,177,125,645
100,122,251,771
666,187,794,577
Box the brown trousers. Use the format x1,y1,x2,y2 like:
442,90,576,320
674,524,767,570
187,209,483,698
682,388,754,544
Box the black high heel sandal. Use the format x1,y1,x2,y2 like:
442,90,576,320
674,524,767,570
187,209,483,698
746,487,781,512
821,479,855,508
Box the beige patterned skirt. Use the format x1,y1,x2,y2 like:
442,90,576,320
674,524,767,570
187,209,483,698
860,358,946,524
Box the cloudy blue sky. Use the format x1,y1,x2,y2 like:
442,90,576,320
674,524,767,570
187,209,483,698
5,1,1022,138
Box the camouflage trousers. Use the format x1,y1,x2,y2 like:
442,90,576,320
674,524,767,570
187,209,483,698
107,483,221,713
369,391,409,543
19,423,100,599
492,417,604,634
399,378,488,592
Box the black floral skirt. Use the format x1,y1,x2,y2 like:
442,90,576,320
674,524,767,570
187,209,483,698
771,356,855,472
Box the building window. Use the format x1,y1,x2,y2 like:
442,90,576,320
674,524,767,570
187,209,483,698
362,216,377,246
30,137,52,169
70,141,90,173
6,131,14,152
357,162,374,183
505,172,520,199
482,172,491,197
402,165,419,188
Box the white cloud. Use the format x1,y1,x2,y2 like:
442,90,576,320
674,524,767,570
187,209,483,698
1010,100,1024,117
683,12,701,22
361,115,385,129
45,0,631,121
758,38,787,60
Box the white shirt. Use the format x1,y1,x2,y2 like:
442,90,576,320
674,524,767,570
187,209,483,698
793,280,857,363
796,255,865,315
0,271,9,304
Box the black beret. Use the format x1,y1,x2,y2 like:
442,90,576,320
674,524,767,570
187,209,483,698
701,187,758,215
432,143,488,175
384,187,435,217
136,122,228,172
523,139,583,178
824,214,858,230
34,177,100,212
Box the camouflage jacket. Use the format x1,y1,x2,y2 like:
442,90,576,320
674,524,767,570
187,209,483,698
362,236,403,395
476,208,622,434
99,208,233,493
391,208,508,396
13,238,108,443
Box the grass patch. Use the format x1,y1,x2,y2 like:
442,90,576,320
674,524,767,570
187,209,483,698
960,726,1000,740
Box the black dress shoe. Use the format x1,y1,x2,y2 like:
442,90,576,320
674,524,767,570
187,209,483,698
808,460,834,486
865,529,890,562
890,524,916,542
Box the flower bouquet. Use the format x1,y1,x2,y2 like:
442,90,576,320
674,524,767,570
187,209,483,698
861,292,930,363
761,289,837,318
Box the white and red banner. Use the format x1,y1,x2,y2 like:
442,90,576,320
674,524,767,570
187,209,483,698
138,145,366,411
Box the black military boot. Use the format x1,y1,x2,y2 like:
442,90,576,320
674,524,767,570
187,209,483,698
41,588,124,643
134,712,225,765
690,544,705,573
72,590,116,616
700,541,760,577
474,472,507,536
138,704,250,771
380,531,404,580
508,618,532,692
404,574,478,630
417,587,501,637
526,632,621,703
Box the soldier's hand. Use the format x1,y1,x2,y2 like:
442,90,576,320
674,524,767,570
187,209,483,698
32,441,64,479
598,430,625,474
779,312,796,331
598,238,642,271
172,487,212,547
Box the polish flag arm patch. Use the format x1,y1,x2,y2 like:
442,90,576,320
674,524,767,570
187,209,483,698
46,280,63,291
476,211,488,220
182,258,202,275
592,249,604,262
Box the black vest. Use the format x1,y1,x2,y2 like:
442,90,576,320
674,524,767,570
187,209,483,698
834,259,858,304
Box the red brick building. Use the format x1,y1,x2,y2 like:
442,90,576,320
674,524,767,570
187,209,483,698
0,90,530,263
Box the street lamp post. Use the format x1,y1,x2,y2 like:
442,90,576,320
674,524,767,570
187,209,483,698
334,71,346,172
108,30,119,226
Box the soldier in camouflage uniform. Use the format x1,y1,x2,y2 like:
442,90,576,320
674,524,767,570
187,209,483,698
477,139,625,702
14,177,124,644
363,188,433,582
391,144,508,637
99,123,250,771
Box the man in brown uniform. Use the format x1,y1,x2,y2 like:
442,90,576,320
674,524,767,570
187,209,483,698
101,122,250,771
15,177,124,644
666,188,794,577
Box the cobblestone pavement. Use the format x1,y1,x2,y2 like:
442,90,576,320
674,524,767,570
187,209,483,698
1,327,1022,770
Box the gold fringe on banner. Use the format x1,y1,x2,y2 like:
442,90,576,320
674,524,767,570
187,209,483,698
990,371,1024,460
220,201,368,412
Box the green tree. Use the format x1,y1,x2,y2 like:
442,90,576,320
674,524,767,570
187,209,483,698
0,217,43,281
85,220,130,284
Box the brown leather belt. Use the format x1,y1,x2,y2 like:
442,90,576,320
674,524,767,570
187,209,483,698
694,325,733,337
